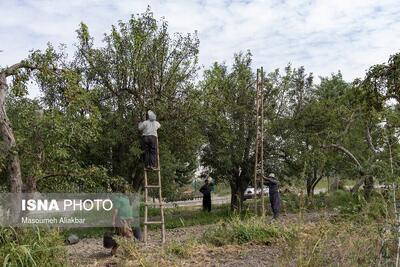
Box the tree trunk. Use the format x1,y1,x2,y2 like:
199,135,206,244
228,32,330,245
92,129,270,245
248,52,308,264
23,175,37,193
306,178,313,197
330,177,341,191
351,175,367,193
310,176,323,196
230,167,249,212
351,175,374,197
306,167,319,197
327,176,330,192
230,176,246,212
230,181,241,212
0,72,22,193
364,175,374,200
306,169,314,197
311,170,325,197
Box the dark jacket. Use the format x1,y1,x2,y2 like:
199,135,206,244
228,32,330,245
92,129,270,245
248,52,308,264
264,177,279,193
200,183,212,196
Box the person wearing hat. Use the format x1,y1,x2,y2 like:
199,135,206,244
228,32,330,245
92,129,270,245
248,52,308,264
263,173,281,219
138,110,161,169
199,178,213,212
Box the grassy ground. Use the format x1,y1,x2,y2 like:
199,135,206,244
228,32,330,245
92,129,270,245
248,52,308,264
147,204,232,230
61,189,362,239
0,227,67,267
313,178,356,191
213,181,231,196
108,190,397,266
3,188,398,266
62,181,357,240
72,199,396,266
63,204,233,239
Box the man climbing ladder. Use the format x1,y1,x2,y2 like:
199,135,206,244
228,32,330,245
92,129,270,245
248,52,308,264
139,110,161,169
138,110,166,244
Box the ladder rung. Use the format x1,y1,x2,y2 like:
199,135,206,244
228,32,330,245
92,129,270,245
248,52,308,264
144,202,164,206
145,185,160,188
144,221,163,225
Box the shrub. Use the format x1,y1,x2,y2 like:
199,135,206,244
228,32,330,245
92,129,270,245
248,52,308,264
37,165,127,193
280,218,394,266
360,193,390,221
202,216,296,246
113,236,148,267
164,239,197,259
281,193,302,213
0,227,67,267
305,190,363,215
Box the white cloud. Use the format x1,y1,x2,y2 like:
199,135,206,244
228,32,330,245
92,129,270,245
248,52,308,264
1,0,400,97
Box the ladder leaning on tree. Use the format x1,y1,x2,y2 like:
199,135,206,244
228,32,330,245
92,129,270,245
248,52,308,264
143,137,166,244
253,67,266,216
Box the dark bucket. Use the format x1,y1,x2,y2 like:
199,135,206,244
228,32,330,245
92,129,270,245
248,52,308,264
103,232,117,248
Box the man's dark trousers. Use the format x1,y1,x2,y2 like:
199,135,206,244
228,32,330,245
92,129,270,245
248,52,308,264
270,192,280,218
203,194,211,212
142,135,157,167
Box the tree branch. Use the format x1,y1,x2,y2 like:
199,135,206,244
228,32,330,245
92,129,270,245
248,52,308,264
3,61,38,76
322,144,363,171
350,175,371,193
2,60,65,77
366,125,379,154
339,111,356,138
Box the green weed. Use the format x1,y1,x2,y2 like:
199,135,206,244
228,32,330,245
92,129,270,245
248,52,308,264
0,227,67,267
202,216,296,246
164,239,197,259
114,236,148,267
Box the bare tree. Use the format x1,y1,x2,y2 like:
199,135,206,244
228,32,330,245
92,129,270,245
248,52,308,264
0,61,38,193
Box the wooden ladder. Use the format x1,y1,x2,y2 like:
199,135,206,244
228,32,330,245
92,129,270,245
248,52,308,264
253,67,265,216
143,137,166,244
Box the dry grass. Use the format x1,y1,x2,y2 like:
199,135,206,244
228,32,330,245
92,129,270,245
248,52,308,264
279,219,388,266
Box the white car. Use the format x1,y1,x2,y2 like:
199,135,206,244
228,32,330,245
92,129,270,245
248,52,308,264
243,186,269,200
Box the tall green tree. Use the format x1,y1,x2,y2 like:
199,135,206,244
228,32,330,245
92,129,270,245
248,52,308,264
262,65,316,194
0,46,67,193
2,9,203,195
201,51,255,210
71,9,202,194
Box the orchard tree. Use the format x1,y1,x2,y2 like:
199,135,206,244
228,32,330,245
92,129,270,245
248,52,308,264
2,9,203,195
201,51,255,210
0,47,64,193
71,9,202,194
262,65,317,194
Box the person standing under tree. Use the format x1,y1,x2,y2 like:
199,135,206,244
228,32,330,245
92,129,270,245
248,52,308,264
138,110,161,169
263,173,281,219
200,179,213,212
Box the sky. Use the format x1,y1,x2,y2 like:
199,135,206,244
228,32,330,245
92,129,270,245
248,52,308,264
1,0,400,98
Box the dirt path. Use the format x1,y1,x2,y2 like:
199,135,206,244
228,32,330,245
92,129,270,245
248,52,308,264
67,212,330,266
67,224,212,266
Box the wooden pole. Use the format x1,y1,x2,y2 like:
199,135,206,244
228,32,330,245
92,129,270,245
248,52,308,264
144,170,148,244
253,68,260,215
157,137,166,243
260,67,265,217
394,183,399,267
